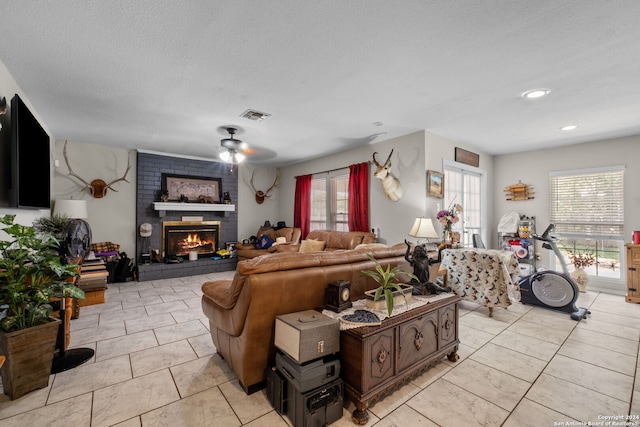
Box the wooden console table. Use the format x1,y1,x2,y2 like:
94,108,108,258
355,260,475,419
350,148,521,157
339,293,460,424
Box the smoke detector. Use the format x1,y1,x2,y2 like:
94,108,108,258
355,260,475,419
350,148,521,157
240,109,271,121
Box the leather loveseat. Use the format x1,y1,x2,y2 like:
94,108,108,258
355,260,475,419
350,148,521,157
302,229,376,251
201,242,408,394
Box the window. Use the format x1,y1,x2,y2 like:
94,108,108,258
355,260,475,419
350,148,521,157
443,160,487,248
549,166,625,281
310,174,349,231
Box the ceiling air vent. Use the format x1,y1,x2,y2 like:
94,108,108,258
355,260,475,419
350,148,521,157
240,109,271,121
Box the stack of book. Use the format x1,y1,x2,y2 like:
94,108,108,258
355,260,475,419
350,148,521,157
77,259,109,306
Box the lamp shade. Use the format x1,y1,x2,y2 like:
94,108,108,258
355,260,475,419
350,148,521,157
408,217,438,239
53,199,88,219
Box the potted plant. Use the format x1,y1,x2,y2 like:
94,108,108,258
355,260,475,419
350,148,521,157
362,254,418,316
0,214,83,400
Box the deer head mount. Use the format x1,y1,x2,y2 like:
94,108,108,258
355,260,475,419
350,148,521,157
250,168,280,204
63,141,131,198
373,149,403,202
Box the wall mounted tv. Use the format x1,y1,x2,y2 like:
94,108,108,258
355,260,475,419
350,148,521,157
9,94,51,209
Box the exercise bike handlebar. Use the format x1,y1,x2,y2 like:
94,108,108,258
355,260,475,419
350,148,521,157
533,223,556,242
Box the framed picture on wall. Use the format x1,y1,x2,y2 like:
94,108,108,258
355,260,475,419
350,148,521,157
162,173,222,203
427,170,444,198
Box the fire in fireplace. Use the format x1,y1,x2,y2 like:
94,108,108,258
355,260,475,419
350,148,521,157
162,221,220,259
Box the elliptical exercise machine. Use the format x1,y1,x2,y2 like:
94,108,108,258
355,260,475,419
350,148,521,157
518,223,590,321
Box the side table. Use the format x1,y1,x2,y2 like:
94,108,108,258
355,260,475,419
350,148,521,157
339,293,460,424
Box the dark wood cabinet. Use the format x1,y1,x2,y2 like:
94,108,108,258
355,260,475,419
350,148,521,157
626,244,640,303
339,294,461,424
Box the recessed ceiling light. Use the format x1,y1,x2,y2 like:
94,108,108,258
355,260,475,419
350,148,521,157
561,125,577,131
521,89,550,99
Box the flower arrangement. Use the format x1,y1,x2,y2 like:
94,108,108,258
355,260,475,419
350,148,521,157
436,202,463,234
566,249,595,270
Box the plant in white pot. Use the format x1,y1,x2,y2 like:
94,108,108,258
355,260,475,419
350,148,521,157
362,254,418,316
0,214,83,400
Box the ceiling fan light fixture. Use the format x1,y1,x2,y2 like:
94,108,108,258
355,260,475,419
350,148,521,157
522,88,550,99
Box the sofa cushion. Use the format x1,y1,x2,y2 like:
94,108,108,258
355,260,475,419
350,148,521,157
299,238,326,253
306,230,376,250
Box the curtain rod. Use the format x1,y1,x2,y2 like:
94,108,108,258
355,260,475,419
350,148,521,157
295,161,371,178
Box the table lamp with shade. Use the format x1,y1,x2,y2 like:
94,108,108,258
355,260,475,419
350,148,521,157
50,199,95,373
408,217,439,246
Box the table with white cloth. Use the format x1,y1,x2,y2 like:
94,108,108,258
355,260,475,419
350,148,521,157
441,248,520,316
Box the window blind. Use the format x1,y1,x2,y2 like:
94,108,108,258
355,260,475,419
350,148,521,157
549,167,624,238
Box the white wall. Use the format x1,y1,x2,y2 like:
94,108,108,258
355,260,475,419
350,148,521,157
236,164,280,240
53,140,136,255
493,135,640,293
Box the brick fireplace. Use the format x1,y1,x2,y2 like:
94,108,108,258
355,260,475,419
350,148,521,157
135,151,238,281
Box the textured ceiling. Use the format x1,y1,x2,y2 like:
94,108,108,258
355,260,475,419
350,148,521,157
1,1,639,165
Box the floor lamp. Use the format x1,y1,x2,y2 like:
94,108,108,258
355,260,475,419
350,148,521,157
50,199,95,374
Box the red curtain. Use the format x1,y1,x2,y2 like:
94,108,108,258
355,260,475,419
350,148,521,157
348,162,370,232
294,174,312,239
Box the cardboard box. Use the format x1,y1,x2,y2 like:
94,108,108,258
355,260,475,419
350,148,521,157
275,310,339,364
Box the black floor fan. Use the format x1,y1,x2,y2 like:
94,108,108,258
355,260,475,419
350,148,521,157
51,216,95,374
51,297,94,373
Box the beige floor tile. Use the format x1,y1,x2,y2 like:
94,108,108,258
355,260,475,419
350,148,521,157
141,386,240,427
98,306,148,326
92,370,180,427
407,378,509,426
567,326,638,356
490,329,560,361
558,339,636,376
160,290,200,303
0,379,52,420
130,340,197,377
526,373,627,422
79,300,124,316
171,307,208,323
105,290,140,302
520,306,580,332
69,313,99,331
544,354,633,402
0,392,92,427
459,324,495,349
187,333,216,357
121,295,164,309
153,319,209,345
475,305,524,323
372,404,438,427
503,397,579,427
69,321,126,347
48,354,132,404
586,309,640,330
184,296,203,308
470,342,547,383
170,354,237,398
368,381,421,419
443,358,531,411
459,311,510,335
145,300,190,316
589,299,640,319
138,287,178,298
242,410,289,427
506,319,572,345
95,329,158,362
218,380,274,424
576,317,640,341
125,312,175,334
631,390,640,415
112,417,142,427
410,359,453,388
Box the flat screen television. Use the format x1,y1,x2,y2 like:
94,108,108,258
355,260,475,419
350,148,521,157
9,94,51,209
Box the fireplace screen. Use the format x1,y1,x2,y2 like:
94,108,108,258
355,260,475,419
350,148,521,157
162,221,220,259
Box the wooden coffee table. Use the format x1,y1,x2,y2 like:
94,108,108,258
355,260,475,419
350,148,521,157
339,293,460,425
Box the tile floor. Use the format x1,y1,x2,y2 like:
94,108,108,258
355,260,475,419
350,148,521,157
1,272,639,426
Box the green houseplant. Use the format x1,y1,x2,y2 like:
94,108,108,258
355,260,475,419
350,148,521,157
0,214,83,399
362,254,418,316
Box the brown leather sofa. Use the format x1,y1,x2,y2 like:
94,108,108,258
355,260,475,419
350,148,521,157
235,226,302,260
201,243,408,394
303,229,376,250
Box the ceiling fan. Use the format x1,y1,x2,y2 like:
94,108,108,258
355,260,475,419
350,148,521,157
219,127,253,164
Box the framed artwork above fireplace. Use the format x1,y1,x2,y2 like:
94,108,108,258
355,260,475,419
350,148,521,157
162,173,222,203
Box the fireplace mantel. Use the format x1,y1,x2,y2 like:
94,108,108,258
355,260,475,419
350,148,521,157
153,202,235,217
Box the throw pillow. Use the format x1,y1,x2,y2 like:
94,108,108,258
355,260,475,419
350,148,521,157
299,238,326,253
258,234,274,249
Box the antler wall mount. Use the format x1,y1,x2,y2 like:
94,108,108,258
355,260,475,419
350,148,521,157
372,149,403,201
63,140,131,198
249,168,280,204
